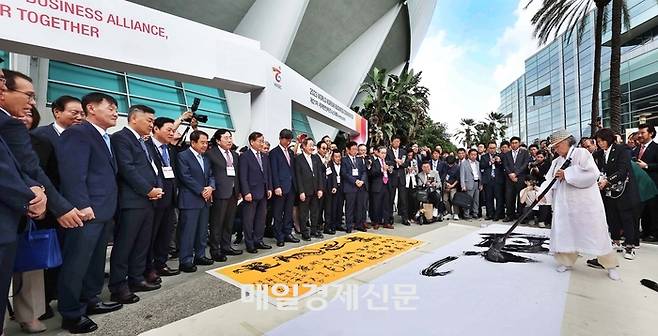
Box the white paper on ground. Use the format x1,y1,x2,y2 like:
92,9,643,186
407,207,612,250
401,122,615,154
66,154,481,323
266,224,570,336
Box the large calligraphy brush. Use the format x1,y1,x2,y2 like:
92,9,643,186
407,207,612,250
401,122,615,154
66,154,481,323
485,158,572,263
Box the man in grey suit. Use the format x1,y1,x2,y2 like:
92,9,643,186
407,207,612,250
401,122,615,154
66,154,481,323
207,129,243,262
460,149,482,219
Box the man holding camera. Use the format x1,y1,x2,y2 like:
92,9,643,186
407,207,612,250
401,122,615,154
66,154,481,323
480,141,505,220
417,161,443,219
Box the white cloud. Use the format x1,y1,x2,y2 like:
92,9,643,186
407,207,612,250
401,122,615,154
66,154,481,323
412,0,543,142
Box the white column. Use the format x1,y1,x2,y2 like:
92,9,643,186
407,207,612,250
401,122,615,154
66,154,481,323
311,3,402,105
233,0,309,62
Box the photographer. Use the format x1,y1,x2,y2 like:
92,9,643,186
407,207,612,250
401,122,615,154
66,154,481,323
529,150,551,185
417,161,444,219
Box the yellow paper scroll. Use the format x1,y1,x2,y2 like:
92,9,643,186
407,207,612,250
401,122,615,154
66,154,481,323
209,232,422,299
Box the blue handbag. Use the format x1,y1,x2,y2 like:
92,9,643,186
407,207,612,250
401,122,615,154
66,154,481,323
13,220,62,272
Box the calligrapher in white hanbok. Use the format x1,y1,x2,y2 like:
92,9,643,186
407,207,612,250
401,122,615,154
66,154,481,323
542,129,620,280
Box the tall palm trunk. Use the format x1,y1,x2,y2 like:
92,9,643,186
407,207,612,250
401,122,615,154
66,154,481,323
590,4,605,136
609,0,623,134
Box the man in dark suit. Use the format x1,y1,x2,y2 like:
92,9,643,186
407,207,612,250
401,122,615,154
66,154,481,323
635,124,658,241
58,92,123,334
326,150,344,233
502,136,530,221
480,141,506,221
268,129,299,247
145,117,181,280
207,129,243,260
316,141,331,234
109,105,163,302
341,141,368,232
176,130,215,272
239,132,273,253
32,95,84,153
0,70,84,231
369,146,393,229
386,136,410,225
429,149,447,179
295,138,325,239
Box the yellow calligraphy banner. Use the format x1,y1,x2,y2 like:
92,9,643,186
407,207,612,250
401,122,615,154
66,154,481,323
208,232,423,299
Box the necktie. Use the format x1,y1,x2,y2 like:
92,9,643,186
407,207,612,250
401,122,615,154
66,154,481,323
161,144,170,166
283,148,290,166
102,133,112,157
256,152,263,171
491,155,495,178
225,149,233,166
382,159,388,184
639,145,646,160
513,150,518,163
197,154,205,173
139,138,152,162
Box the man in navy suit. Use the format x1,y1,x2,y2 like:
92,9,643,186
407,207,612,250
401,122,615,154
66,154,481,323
176,130,215,273
635,124,658,241
145,117,181,278
480,141,506,220
239,132,273,253
109,105,164,303
0,62,46,333
31,95,84,152
57,92,122,334
269,129,300,247
0,70,84,230
369,146,393,229
386,136,410,225
341,141,368,233
502,136,530,221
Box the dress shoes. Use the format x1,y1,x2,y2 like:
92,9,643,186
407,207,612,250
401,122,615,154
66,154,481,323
502,217,514,222
255,242,272,249
110,292,140,304
382,224,394,229
38,304,54,320
144,271,162,285
301,233,312,241
130,281,161,293
284,234,300,243
194,256,215,266
20,320,47,333
61,316,98,334
355,226,367,232
346,228,353,233
86,301,123,315
180,264,197,273
311,232,324,239
276,241,285,247
485,216,493,220
335,225,347,232
323,229,336,235
156,266,180,276
365,223,372,229
246,247,258,254
211,253,228,262
222,248,243,256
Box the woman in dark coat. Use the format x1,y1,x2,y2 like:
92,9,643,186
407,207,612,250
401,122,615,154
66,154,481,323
593,128,641,260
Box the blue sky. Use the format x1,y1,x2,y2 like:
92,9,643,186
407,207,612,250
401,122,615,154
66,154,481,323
412,0,542,135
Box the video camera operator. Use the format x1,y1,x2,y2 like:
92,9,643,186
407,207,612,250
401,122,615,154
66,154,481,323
417,161,445,219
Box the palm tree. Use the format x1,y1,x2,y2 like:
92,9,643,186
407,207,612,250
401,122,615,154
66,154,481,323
527,0,610,137
608,0,631,134
455,118,476,148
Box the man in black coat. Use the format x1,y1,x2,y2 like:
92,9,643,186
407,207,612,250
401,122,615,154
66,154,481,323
386,136,410,225
295,138,325,239
207,129,243,259
634,124,658,241
480,141,506,220
109,105,163,301
325,150,344,233
369,146,393,229
145,117,181,280
341,141,368,232
502,136,530,221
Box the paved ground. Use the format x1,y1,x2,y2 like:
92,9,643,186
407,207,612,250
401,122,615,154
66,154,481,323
4,218,447,336
6,217,658,335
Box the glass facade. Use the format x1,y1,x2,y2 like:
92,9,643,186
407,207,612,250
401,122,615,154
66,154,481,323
499,0,658,143
46,61,233,129
291,111,314,138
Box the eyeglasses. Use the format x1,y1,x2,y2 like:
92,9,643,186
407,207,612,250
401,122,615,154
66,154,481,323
9,89,37,102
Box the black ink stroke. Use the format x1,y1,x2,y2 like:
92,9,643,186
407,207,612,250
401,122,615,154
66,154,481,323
420,256,459,277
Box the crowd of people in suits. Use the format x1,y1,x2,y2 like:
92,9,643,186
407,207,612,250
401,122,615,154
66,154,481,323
1,60,657,334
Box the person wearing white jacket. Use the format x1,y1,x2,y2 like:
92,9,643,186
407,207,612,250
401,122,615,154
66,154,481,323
542,129,620,281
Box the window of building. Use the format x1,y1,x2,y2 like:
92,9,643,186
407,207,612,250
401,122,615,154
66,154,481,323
47,61,233,129
291,111,314,139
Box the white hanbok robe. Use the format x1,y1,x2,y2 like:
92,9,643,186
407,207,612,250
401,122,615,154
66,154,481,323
542,147,612,256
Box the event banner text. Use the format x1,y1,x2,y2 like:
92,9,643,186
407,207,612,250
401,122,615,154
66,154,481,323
0,0,169,39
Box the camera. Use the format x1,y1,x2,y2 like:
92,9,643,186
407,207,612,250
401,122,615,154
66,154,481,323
188,97,208,123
